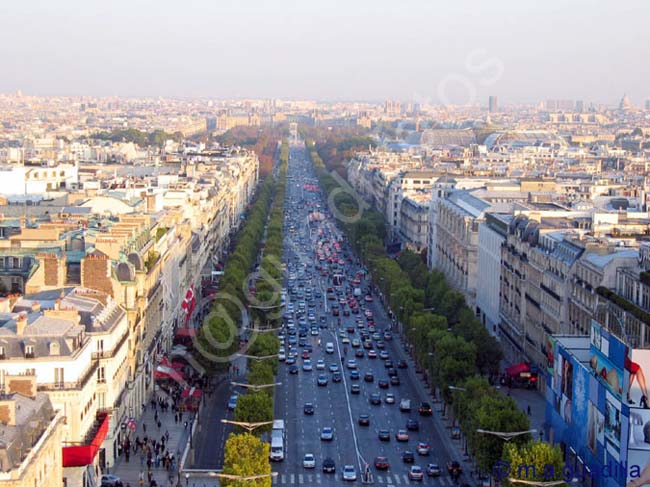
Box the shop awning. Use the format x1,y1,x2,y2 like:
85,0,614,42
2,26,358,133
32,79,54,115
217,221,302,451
154,365,184,382
505,362,531,377
176,327,197,338
62,413,110,467
181,387,203,399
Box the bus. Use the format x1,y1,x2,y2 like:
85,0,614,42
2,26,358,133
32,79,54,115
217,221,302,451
270,420,285,461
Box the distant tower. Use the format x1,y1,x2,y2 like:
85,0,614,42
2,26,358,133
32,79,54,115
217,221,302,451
575,100,585,113
619,93,632,111
488,96,498,114
645,100,650,111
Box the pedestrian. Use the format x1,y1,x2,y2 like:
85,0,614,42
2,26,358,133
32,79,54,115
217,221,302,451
527,405,531,416
174,413,178,424
157,420,161,430
165,430,170,441
183,421,188,429
140,454,144,467
143,423,147,433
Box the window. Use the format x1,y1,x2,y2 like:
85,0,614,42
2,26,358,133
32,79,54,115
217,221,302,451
55,368,64,387
25,345,34,358
97,367,106,384
97,340,104,357
0,346,4,359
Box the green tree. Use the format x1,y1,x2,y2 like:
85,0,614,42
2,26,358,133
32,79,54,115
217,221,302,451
222,433,272,487
502,441,566,486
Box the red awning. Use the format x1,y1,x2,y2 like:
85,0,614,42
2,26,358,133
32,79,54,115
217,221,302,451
181,387,203,399
176,327,197,338
154,365,184,382
62,413,110,467
506,362,530,377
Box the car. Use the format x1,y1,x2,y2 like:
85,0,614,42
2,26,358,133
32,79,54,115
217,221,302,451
302,360,313,371
289,364,299,374
402,451,415,464
387,367,398,377
329,363,339,373
427,463,441,477
376,341,386,350
316,359,326,370
350,370,360,380
358,414,370,426
370,393,381,405
323,457,336,473
343,465,357,481
317,374,329,386
409,465,424,481
384,332,393,340
101,475,124,487
278,349,286,361
341,336,350,344
351,384,361,394
304,402,315,415
311,328,319,336
397,359,409,369
367,350,377,358
355,349,364,358
302,350,310,359
385,392,396,404
332,371,342,382
417,442,430,455
419,402,433,416
406,419,420,431
303,453,316,469
400,399,412,412
227,395,238,411
364,341,374,350
378,379,389,389
320,427,334,441
364,371,374,382
351,338,361,348
448,461,463,478
325,342,335,354
346,359,357,369
451,426,461,439
378,429,391,441
396,429,409,441
385,360,394,368
374,457,390,470
390,375,401,386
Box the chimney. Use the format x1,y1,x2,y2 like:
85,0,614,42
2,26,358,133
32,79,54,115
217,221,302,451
15,312,27,336
0,400,17,426
4,374,37,400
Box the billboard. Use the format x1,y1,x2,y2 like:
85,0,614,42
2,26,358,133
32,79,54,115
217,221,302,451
627,349,650,484
590,320,627,401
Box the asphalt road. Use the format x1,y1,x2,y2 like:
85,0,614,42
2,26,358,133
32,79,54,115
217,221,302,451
271,142,462,486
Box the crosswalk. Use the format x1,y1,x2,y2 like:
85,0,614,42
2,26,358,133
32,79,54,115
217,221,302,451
272,472,458,485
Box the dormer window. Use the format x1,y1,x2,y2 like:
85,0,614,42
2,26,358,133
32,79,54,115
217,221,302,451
0,347,5,359
25,345,34,359
49,342,60,356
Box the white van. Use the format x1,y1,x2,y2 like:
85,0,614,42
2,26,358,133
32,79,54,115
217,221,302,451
325,342,335,354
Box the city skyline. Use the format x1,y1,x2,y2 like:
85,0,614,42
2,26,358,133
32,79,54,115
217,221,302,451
2,0,649,104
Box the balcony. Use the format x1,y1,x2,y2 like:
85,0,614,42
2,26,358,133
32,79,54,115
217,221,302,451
38,361,99,392
91,330,129,360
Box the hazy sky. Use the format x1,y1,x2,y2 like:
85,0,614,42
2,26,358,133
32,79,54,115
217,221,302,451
2,0,649,105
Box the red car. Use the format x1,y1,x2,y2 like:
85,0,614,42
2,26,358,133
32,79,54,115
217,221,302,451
374,457,390,470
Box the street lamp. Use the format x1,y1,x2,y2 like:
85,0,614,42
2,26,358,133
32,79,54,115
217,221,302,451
221,419,274,433
508,479,566,486
476,428,537,441
234,353,278,360
231,381,281,391
185,472,189,487
448,386,467,392
215,472,279,481
242,326,282,333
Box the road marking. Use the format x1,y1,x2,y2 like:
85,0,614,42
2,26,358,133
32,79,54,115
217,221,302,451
316,473,321,483
298,474,303,484
281,474,286,483
386,475,393,484
307,474,313,483
272,474,278,484
290,474,295,483
377,475,384,483
394,473,402,484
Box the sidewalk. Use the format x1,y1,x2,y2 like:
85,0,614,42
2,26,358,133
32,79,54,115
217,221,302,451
111,394,193,487
501,386,547,440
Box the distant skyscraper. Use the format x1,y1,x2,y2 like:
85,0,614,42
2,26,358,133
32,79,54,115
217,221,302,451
645,100,650,111
619,93,632,111
488,96,498,113
575,100,585,113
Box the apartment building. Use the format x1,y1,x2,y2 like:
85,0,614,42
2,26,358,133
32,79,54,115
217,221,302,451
0,377,64,487
499,214,640,389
